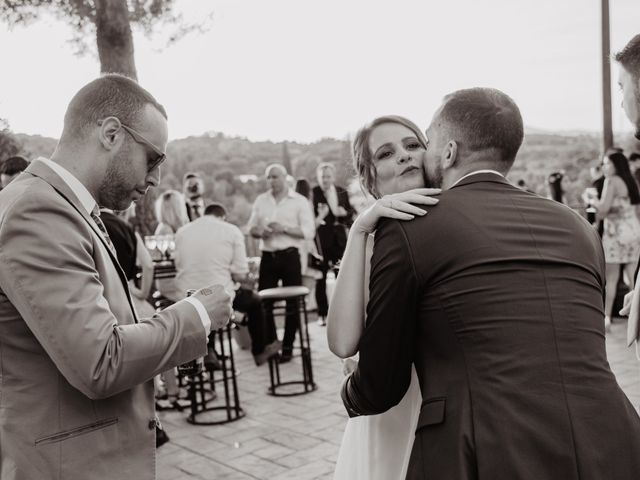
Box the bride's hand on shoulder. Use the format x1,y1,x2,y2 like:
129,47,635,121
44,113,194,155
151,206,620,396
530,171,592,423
353,188,441,234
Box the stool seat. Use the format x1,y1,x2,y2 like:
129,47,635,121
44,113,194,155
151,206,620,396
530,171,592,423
258,286,310,300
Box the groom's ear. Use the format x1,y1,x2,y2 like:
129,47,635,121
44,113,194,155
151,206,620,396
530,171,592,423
442,141,458,170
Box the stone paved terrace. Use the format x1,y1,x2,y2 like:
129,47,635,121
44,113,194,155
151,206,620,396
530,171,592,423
157,315,640,480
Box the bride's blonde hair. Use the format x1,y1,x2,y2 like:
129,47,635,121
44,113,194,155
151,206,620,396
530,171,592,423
352,115,428,199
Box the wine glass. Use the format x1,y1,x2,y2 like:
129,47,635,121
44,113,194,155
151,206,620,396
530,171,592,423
156,235,170,260
144,235,157,251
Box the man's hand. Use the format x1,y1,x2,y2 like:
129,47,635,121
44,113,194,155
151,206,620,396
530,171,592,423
317,203,330,220
342,358,358,376
193,285,232,330
267,221,285,234
335,206,348,217
620,290,634,316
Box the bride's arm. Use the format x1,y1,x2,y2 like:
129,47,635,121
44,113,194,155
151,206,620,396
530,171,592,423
326,188,440,358
327,226,369,358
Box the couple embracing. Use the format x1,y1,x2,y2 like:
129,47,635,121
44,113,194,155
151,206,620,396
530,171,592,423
329,88,640,480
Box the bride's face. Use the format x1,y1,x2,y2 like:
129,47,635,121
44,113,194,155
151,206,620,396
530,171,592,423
368,122,426,196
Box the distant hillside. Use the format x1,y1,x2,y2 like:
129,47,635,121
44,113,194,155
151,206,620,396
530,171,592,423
13,130,640,226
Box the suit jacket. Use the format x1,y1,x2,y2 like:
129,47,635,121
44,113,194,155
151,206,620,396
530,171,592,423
312,185,354,263
342,173,640,479
0,160,207,480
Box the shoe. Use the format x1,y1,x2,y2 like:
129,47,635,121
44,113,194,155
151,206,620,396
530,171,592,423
279,350,293,364
254,340,283,366
204,348,221,370
317,316,326,327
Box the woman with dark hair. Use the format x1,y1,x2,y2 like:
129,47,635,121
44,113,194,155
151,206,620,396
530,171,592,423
593,150,640,329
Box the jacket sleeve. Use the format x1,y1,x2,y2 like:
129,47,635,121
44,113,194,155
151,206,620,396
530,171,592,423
341,218,419,416
0,193,207,400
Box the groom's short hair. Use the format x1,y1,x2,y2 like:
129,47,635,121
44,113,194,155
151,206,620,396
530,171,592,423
615,34,640,78
438,88,523,170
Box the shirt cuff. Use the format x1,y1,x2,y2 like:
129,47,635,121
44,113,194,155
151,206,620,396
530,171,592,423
183,296,211,335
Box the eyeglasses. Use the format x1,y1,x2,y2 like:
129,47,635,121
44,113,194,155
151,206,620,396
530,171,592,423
99,118,166,172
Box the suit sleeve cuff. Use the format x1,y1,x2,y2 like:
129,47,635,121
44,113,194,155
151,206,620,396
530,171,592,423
183,297,211,335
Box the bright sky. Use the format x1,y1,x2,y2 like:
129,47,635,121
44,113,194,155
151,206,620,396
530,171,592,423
0,0,638,143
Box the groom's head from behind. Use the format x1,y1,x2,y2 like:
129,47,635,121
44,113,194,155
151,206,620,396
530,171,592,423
424,88,523,189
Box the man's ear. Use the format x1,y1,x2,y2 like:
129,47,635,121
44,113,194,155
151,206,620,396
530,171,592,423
442,141,458,170
98,117,121,151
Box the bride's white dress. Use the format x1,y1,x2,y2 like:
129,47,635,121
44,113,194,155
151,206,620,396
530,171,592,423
333,235,421,479
333,366,421,479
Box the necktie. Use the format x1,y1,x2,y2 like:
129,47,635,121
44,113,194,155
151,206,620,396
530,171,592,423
91,207,117,256
193,204,201,218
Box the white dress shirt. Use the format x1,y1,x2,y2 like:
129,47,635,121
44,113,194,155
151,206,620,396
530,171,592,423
36,158,211,332
247,188,316,252
174,216,249,300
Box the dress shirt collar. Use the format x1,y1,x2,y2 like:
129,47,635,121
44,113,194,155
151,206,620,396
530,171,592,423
269,187,296,202
450,169,504,189
37,157,96,215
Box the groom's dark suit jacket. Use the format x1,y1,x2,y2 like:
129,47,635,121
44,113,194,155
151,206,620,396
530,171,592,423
342,173,640,480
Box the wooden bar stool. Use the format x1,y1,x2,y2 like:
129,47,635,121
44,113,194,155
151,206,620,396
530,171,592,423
258,286,317,396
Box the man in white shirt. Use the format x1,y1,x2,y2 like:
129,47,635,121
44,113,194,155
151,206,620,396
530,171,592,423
175,203,281,365
0,74,231,480
248,163,316,361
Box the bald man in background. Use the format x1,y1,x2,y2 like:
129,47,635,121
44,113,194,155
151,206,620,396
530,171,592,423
248,164,316,361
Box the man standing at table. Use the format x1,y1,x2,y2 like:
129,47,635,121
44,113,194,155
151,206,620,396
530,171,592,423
0,74,232,480
312,162,354,325
248,163,315,362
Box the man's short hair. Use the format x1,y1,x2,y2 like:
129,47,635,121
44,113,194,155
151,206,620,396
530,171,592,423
183,172,202,183
615,34,640,78
265,163,288,176
316,162,336,174
0,155,29,175
204,203,227,218
437,87,524,170
62,74,167,141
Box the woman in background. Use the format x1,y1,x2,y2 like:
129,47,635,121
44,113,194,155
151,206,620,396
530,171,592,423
154,190,190,302
153,190,190,407
593,150,640,329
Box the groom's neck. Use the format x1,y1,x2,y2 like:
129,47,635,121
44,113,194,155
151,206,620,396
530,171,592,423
442,159,507,190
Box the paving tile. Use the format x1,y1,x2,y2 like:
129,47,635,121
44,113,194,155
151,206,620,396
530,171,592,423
156,313,640,479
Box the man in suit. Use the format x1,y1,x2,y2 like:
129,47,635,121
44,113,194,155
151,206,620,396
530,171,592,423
312,162,354,323
183,171,206,221
616,35,640,347
342,87,640,479
0,74,232,480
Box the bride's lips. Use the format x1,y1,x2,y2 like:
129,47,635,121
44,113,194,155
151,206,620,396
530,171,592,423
400,165,420,176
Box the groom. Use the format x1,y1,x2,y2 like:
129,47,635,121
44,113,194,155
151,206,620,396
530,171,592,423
342,88,640,479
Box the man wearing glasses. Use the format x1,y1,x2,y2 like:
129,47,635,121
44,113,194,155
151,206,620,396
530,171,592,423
0,74,232,480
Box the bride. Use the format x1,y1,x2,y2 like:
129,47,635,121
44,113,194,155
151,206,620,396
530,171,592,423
328,115,440,479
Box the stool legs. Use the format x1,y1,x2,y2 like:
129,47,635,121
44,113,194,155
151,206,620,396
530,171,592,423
186,325,245,425
267,294,317,396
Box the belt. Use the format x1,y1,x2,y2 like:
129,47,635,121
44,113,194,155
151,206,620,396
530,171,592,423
262,247,299,256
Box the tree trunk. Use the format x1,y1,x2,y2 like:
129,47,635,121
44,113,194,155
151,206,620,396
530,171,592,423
94,0,137,80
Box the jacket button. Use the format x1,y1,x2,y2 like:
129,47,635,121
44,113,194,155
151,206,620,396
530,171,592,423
148,419,157,430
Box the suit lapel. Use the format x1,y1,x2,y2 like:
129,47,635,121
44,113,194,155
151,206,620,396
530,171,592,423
25,161,138,322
